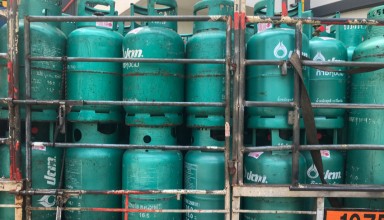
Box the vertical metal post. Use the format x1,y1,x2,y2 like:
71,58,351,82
231,0,241,186
237,0,246,186
224,17,232,220
24,16,33,220
315,197,325,220
8,0,22,182
292,21,303,186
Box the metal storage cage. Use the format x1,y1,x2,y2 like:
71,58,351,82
1,0,384,220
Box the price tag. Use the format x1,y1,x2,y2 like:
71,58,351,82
325,209,384,220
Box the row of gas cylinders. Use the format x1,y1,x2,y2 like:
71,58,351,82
0,123,225,220
0,0,234,129
0,124,377,220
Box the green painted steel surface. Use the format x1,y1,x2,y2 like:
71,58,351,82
76,0,116,28
122,127,182,220
123,27,184,126
243,129,307,220
346,5,384,209
366,6,384,39
184,129,225,220
0,20,66,121
66,26,122,122
65,122,122,220
246,27,309,129
338,25,366,61
0,123,63,220
186,0,233,128
60,13,77,37
19,0,62,27
309,36,347,128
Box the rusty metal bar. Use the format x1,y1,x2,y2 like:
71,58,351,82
0,180,23,191
18,189,227,196
31,142,225,151
246,101,384,109
28,207,228,213
247,16,384,26
224,17,232,220
30,56,225,64
23,12,33,220
11,100,225,107
234,0,246,187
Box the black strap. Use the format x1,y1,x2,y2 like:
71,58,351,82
290,52,342,208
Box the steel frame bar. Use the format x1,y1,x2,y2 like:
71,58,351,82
30,142,225,151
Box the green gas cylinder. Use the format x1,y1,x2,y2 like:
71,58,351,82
0,122,63,220
66,0,122,122
184,128,225,220
186,0,233,128
303,130,344,208
123,0,184,127
0,0,66,121
64,122,122,220
243,130,307,220
246,0,309,129
346,5,384,209
122,127,183,220
309,36,347,128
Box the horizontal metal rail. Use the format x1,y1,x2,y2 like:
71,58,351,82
0,138,9,144
17,189,227,196
247,16,384,26
30,56,226,64
235,209,316,215
246,101,384,109
243,144,384,152
28,207,229,213
245,59,384,68
31,142,225,151
0,53,7,59
0,205,22,208
7,100,225,107
233,185,384,197
26,15,229,22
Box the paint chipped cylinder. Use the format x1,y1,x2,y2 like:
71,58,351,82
65,122,122,220
184,128,225,220
122,0,184,127
122,127,183,220
66,0,123,122
186,0,233,128
346,5,384,208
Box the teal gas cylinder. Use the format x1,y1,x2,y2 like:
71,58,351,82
184,128,225,220
123,0,184,127
243,129,307,220
309,36,347,128
303,130,344,208
0,122,63,220
64,122,122,220
66,0,122,122
0,0,66,121
186,0,233,128
346,5,384,209
338,24,366,61
122,127,182,220
246,0,309,129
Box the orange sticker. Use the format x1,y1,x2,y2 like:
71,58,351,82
325,209,384,220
